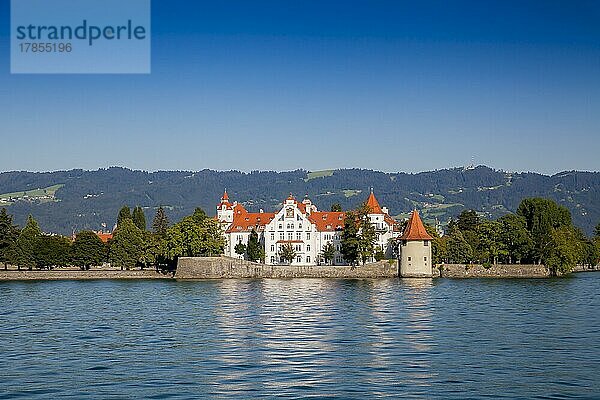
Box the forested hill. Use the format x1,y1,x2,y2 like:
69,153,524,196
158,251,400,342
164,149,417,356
0,166,598,236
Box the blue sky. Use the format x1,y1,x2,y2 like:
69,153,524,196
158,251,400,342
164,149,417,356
1,0,599,174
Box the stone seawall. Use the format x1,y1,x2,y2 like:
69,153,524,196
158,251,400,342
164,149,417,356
176,257,399,279
437,263,549,278
0,269,169,281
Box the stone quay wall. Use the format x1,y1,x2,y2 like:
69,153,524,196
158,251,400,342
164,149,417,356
437,263,549,278
176,257,399,279
0,269,168,281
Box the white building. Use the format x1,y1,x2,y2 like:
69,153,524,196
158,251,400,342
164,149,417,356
398,209,434,277
217,190,403,266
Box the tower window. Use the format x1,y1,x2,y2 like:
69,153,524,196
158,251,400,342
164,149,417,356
408,257,411,261
424,241,429,246
424,257,427,261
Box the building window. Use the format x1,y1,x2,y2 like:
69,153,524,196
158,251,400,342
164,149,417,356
408,257,412,261
299,223,302,229
279,232,284,240
296,232,301,241
306,256,311,263
306,232,311,240
278,224,283,230
295,244,301,251
424,256,427,261
297,256,302,263
270,233,275,241
424,241,429,246
307,245,311,251
287,232,293,240
271,245,275,252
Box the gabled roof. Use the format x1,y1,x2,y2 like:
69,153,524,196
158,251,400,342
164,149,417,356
399,210,433,240
226,210,275,233
365,190,383,214
308,211,345,232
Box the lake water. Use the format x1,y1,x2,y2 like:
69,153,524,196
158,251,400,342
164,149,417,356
1,274,599,399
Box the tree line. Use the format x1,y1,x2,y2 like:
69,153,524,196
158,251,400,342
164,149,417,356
0,205,225,271
427,198,600,275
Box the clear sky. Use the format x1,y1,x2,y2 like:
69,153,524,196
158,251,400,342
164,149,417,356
1,0,599,174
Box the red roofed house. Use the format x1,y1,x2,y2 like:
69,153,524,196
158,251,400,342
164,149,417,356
217,189,403,266
398,209,433,277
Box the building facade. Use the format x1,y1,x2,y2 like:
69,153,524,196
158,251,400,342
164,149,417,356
398,210,434,277
217,190,403,266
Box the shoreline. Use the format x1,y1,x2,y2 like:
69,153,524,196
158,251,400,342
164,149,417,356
1,262,598,282
0,268,171,281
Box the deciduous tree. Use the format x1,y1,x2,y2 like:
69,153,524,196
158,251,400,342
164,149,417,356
71,231,105,270
109,219,144,270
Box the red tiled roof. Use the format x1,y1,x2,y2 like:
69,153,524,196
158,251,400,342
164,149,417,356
399,210,433,240
226,211,275,233
365,191,383,214
96,233,112,243
308,211,345,232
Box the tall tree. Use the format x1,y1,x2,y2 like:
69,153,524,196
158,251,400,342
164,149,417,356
330,203,343,212
35,235,71,269
0,208,19,270
14,215,42,270
340,211,360,266
70,231,105,270
152,206,170,238
517,198,572,264
109,219,144,270
446,226,473,264
132,206,147,231
545,226,584,275
246,229,262,262
356,203,377,264
477,220,507,265
497,214,532,264
319,241,335,265
457,210,480,232
165,214,225,260
117,206,132,226
279,243,296,265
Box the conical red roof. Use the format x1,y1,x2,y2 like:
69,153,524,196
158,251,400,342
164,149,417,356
222,190,229,201
399,210,433,240
365,190,383,214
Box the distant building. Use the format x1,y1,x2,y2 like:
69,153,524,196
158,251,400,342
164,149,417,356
217,189,403,266
95,232,112,243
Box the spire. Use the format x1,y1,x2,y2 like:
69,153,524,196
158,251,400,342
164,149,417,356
222,189,229,202
286,193,295,201
365,190,383,214
399,209,433,240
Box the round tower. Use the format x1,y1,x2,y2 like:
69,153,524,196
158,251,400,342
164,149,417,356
398,210,433,277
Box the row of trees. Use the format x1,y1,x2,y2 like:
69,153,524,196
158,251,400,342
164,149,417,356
428,198,600,275
0,205,225,271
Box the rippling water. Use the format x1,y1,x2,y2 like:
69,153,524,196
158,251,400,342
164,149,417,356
1,274,599,399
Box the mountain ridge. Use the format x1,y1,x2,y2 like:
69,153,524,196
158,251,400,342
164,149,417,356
0,166,598,236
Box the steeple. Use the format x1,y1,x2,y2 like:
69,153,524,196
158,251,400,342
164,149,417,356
221,189,229,202
365,189,383,214
400,210,433,240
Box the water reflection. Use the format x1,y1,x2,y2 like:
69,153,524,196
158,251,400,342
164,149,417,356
1,275,599,399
